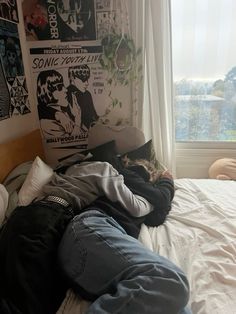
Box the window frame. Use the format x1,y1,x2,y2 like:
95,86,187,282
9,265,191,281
176,141,236,150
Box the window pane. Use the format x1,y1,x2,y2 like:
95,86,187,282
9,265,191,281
171,0,236,142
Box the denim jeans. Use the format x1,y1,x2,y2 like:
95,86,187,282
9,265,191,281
58,210,192,314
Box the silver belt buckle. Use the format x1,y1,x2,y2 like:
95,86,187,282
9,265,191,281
45,195,69,207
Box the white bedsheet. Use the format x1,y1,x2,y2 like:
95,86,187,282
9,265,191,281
58,179,236,314
140,179,236,314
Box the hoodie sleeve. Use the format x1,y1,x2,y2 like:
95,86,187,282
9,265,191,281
120,168,175,227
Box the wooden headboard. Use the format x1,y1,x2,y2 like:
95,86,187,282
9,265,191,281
0,129,45,183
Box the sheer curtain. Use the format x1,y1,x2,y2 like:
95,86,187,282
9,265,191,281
129,0,176,174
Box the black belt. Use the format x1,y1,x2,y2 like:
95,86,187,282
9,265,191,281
44,195,70,207
39,195,74,216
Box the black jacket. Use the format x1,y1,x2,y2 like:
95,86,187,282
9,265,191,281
81,168,175,239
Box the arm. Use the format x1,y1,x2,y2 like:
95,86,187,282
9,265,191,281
40,119,67,138
119,168,175,226
65,161,154,217
68,92,89,134
55,111,74,134
120,168,174,206
41,115,81,138
55,98,84,137
97,166,154,217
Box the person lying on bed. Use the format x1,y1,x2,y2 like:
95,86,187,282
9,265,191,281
0,158,191,314
43,157,174,226
55,158,191,314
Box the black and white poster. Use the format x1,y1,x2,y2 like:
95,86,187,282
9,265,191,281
57,0,96,41
0,19,30,119
24,0,136,164
22,0,96,42
30,44,108,163
0,0,18,23
0,20,24,77
0,59,10,120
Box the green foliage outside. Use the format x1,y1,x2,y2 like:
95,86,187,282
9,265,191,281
175,66,236,141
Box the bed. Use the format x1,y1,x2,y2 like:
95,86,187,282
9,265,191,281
0,126,236,314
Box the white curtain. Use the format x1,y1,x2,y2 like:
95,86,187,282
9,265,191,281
129,0,176,175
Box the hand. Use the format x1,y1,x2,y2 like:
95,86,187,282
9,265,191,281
159,170,173,180
70,93,82,126
55,111,73,134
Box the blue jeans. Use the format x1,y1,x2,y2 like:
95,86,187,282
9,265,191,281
58,210,192,314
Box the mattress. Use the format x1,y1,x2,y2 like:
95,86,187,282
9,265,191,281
58,178,236,314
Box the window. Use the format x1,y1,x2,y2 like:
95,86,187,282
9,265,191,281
171,0,236,142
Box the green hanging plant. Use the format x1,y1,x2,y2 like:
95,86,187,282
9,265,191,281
100,29,142,87
98,29,142,126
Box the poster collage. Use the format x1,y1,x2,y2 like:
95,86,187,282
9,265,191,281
0,0,136,164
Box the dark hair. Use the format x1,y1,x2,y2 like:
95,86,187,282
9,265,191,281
37,70,63,105
68,64,90,83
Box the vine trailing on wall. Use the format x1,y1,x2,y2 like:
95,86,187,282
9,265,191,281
98,28,143,125
100,30,142,86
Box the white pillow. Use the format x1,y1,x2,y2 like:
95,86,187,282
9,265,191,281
18,156,53,206
0,184,9,226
